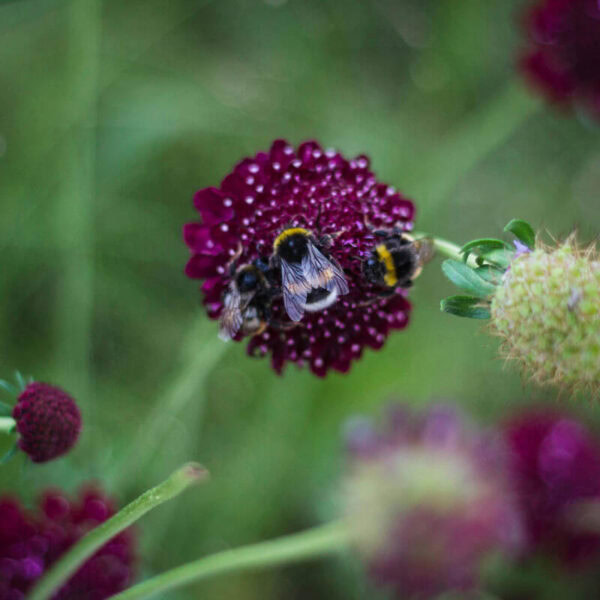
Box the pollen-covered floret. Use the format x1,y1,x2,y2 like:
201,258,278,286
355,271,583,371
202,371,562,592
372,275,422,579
491,240,600,393
184,140,416,376
343,405,522,598
12,382,82,463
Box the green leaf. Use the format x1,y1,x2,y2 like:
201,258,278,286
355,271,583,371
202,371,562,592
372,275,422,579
14,371,25,392
474,265,504,285
460,238,509,262
479,248,512,269
504,219,535,249
441,295,492,319
0,380,17,396
441,259,497,298
0,443,18,465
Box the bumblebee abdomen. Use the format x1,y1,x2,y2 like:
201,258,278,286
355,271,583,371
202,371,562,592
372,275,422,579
375,243,398,287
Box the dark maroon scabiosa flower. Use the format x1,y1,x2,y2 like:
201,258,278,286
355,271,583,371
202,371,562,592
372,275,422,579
520,0,600,118
505,410,600,566
12,382,81,463
184,139,415,376
0,487,136,599
343,405,523,599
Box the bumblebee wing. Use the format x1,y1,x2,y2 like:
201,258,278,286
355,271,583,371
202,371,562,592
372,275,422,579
280,259,309,322
218,286,244,341
303,243,349,296
414,237,435,267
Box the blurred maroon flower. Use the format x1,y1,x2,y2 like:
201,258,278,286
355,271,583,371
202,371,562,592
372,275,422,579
505,410,600,565
343,405,522,599
0,487,135,600
184,139,415,376
520,0,600,118
12,383,81,463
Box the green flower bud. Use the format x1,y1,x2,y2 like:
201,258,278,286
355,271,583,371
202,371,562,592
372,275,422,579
491,240,600,393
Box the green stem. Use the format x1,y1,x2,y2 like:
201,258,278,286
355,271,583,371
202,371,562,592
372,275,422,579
55,0,100,409
0,417,15,434
111,521,350,600
111,317,229,486
28,463,209,600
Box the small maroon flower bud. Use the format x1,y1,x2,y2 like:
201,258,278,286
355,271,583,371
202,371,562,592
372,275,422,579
343,405,523,599
520,0,600,119
12,382,81,463
505,410,600,566
0,486,136,599
184,139,417,377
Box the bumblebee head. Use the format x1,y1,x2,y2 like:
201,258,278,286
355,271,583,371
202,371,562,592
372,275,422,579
362,253,387,285
274,228,311,264
235,266,262,293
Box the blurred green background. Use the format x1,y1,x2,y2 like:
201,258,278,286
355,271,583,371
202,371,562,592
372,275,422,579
1,0,599,598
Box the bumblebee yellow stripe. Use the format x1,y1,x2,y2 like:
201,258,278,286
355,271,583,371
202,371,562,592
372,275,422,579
274,228,310,250
376,244,398,287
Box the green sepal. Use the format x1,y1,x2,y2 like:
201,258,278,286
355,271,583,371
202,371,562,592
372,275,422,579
0,443,18,465
441,259,497,298
474,265,504,285
460,238,510,262
441,295,492,319
14,372,26,392
477,247,512,269
504,219,536,249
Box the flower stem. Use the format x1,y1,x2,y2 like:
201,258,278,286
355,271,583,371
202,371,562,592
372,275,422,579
0,417,15,434
413,233,465,262
110,317,228,486
28,463,209,600
111,520,350,600
54,0,100,419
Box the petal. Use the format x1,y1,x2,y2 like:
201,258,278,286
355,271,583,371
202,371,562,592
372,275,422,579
193,187,235,226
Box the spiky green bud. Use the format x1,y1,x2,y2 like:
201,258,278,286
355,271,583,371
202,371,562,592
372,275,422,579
491,240,600,393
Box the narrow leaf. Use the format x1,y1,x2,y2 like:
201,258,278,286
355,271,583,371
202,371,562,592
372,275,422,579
14,372,25,392
0,443,18,465
0,380,17,395
441,259,497,298
504,219,535,249
441,295,492,319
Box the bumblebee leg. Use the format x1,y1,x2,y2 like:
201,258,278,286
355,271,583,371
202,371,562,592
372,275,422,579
225,243,244,276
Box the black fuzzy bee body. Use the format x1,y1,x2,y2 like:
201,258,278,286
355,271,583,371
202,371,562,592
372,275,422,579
272,227,349,321
362,232,434,290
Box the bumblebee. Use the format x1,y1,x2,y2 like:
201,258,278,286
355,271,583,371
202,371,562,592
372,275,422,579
362,231,434,291
219,258,274,341
271,227,349,321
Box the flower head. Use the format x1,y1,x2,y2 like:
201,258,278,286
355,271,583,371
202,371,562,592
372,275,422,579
491,239,600,393
520,0,600,118
505,410,600,565
184,139,415,376
343,405,522,598
0,486,135,599
12,382,81,463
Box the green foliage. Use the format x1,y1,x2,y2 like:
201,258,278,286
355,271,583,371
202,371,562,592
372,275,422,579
440,295,491,320
441,259,497,298
504,218,536,249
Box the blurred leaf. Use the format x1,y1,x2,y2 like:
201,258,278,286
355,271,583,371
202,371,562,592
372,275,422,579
441,295,491,319
441,259,497,298
504,218,536,249
474,265,504,285
0,443,18,464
